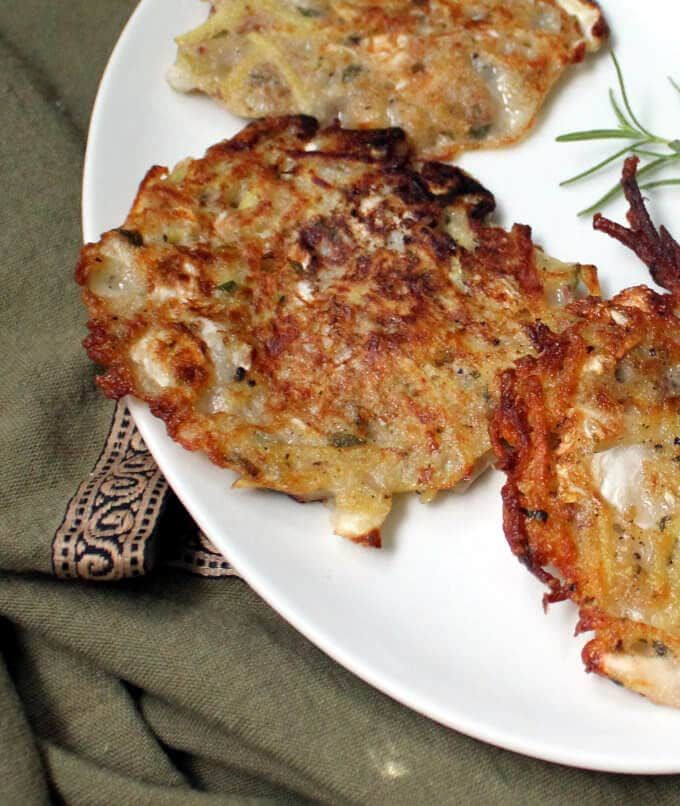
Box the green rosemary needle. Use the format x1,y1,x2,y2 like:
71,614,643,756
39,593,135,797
556,52,680,216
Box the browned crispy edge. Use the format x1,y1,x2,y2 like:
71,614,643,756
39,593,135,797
490,334,582,608
586,0,610,42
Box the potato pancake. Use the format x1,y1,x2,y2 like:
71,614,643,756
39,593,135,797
77,116,598,544
491,159,680,706
169,0,607,160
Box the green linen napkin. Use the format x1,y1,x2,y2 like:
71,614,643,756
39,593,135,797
3,1,680,802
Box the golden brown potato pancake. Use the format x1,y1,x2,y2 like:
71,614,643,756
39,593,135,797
491,158,680,706
77,116,598,544
169,0,607,159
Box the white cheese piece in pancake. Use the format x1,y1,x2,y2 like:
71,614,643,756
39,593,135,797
591,444,676,531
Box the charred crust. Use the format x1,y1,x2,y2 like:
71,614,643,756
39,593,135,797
594,157,680,295
426,229,457,261
492,370,539,570
467,223,545,293
500,481,535,560
178,245,215,263
299,217,354,265
176,363,207,386
491,363,576,605
525,321,575,370
467,193,496,221
287,123,410,166
390,169,433,205
570,40,586,64
591,15,609,40
490,368,528,473
511,223,541,293
221,115,319,152
116,228,144,247
317,124,409,164
501,481,565,601
419,162,495,217
357,529,381,548
588,2,610,40
526,321,559,354
156,253,196,284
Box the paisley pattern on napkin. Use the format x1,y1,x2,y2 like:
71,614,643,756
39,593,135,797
53,400,238,580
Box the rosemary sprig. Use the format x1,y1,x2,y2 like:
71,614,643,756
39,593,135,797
556,52,680,216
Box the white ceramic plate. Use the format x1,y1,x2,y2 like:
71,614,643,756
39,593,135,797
83,0,680,772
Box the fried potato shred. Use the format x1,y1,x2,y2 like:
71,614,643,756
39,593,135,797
77,117,598,544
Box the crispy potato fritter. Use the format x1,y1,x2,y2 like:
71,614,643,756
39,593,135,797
77,117,599,544
169,0,607,159
492,159,680,706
